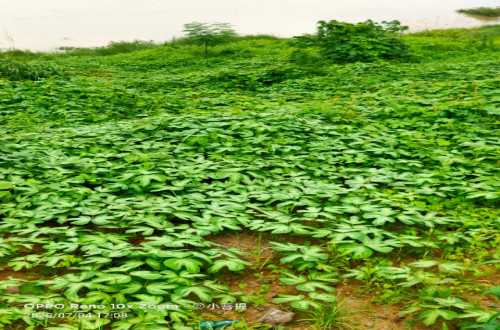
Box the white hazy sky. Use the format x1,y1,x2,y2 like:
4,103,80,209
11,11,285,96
0,0,499,50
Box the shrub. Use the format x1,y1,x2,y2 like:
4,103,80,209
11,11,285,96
294,20,410,63
457,7,500,18
0,60,61,81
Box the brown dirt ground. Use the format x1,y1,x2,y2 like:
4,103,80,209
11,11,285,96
463,265,500,310
0,267,50,296
336,283,430,330
206,232,434,330
0,268,41,281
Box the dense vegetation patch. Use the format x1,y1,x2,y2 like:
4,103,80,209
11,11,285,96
0,24,499,330
0,60,61,81
60,41,158,56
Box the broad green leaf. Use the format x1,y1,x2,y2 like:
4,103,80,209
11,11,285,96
291,299,320,310
119,282,143,294
146,282,177,295
177,286,212,302
130,271,163,280
309,292,337,302
273,294,305,304
296,281,335,293
163,258,203,273
410,260,438,268
438,262,463,274
0,181,13,190
94,274,132,285
420,309,459,326
208,259,248,273
338,243,373,259
132,294,163,304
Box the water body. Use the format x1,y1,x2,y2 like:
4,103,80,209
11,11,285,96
0,0,499,51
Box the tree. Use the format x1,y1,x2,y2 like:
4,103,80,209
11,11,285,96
183,22,237,57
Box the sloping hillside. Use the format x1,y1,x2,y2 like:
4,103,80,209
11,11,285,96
0,26,499,330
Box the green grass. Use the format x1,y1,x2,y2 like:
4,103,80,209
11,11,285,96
458,7,500,18
0,25,499,330
301,301,352,330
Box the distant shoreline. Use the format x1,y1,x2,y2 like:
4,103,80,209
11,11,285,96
1,22,499,53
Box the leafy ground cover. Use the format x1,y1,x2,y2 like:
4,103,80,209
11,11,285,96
0,25,499,330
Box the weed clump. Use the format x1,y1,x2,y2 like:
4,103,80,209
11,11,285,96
301,300,352,330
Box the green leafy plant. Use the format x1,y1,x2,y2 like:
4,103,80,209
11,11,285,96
294,20,410,63
401,289,498,328
0,23,499,329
